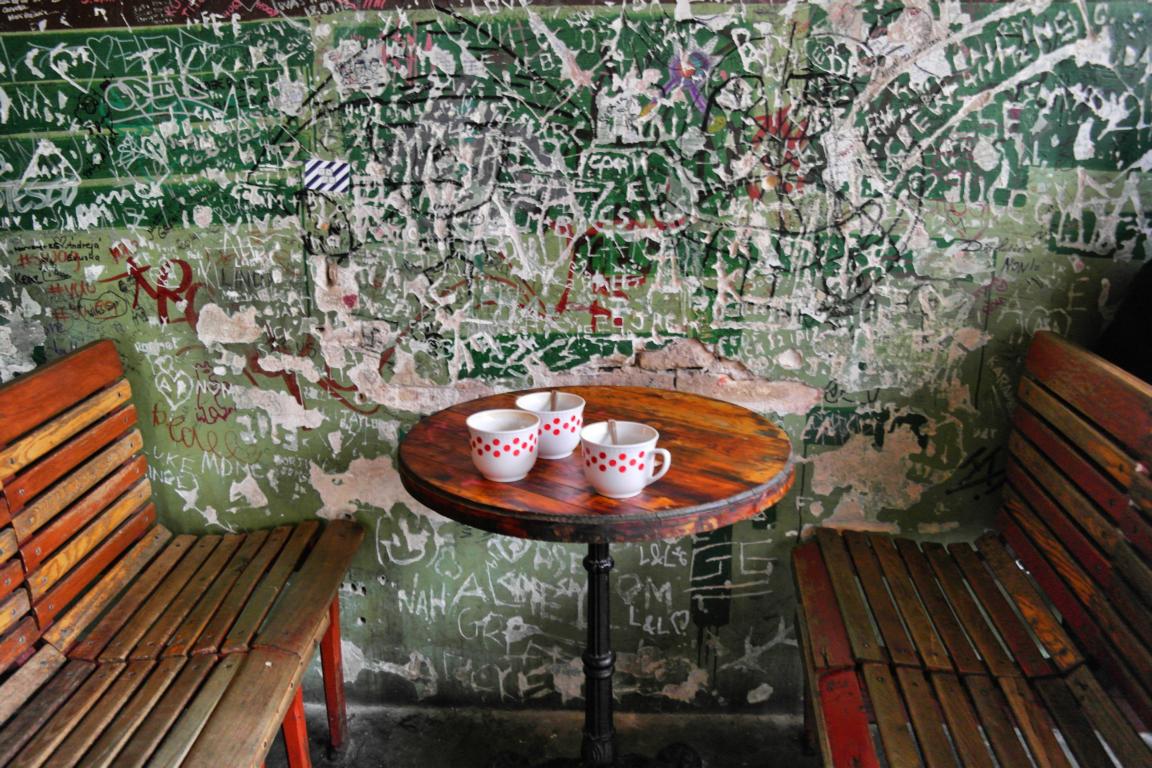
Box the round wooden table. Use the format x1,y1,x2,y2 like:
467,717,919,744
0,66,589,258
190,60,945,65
399,386,794,767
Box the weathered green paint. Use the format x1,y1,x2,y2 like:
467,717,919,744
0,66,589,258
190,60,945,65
0,1,1148,713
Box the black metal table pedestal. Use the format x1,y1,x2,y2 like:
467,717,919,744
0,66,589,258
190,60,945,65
582,543,616,767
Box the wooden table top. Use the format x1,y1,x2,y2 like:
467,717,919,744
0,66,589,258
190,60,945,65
397,386,795,543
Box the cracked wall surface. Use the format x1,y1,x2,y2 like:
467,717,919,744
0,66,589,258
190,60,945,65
1,0,1149,711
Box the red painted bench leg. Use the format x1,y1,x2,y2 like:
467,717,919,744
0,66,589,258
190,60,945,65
283,686,312,768
320,597,349,751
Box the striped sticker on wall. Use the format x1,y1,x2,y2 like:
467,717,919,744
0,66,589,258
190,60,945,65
303,158,352,194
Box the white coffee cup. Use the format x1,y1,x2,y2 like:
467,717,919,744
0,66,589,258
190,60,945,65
514,391,586,459
580,421,671,498
466,409,541,482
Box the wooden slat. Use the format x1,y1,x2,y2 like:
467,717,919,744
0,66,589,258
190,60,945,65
0,558,23,602
811,528,885,665
191,527,291,656
0,654,88,764
964,674,1034,768
860,663,921,766
1024,330,1152,459
12,432,143,545
145,652,246,768
111,654,218,768
98,535,219,663
1133,465,1152,513
129,535,243,660
9,660,124,768
43,659,156,768
0,379,132,477
0,616,40,676
1014,405,1129,522
220,522,317,655
0,587,29,636
870,536,952,672
1033,677,1114,768
948,543,1051,677
164,531,268,658
33,504,155,627
27,480,151,600
843,533,918,666
76,656,187,768
930,673,995,768
895,666,959,768
1063,665,1152,767
0,644,66,728
793,540,854,672
809,669,882,768
998,676,1074,768
0,341,123,448
921,543,1016,678
42,525,171,653
0,528,17,564
68,532,190,661
975,534,1082,671
1018,376,1134,488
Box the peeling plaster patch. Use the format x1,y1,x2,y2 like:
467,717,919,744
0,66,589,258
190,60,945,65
777,349,803,370
328,431,343,454
257,351,321,383
231,385,325,433
229,471,269,508
310,455,419,519
659,667,709,703
550,657,584,704
918,521,960,535
747,683,774,704
342,640,439,699
196,303,261,345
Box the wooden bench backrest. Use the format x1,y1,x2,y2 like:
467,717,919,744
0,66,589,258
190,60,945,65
1001,330,1152,722
0,341,156,680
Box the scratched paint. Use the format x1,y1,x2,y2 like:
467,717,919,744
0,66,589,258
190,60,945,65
0,1,1148,712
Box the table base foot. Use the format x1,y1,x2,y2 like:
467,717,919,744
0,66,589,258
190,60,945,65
491,742,702,768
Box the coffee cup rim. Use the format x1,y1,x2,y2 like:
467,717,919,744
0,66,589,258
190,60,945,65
514,391,586,413
466,409,540,434
580,420,659,447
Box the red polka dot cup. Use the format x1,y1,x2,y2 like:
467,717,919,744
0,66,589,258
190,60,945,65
466,410,541,482
579,421,671,499
514,391,586,460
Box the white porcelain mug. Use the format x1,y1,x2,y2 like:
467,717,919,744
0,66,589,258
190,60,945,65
515,391,586,459
466,409,540,482
580,421,671,498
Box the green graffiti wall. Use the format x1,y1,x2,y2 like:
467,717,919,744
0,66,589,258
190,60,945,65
1,0,1149,711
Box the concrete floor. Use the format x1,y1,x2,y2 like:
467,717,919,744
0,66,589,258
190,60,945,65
266,703,819,768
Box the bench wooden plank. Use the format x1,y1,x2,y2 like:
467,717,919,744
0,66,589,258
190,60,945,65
146,651,260,768
860,663,921,766
45,659,156,768
191,526,291,656
792,541,854,672
0,341,123,449
34,504,155,627
0,655,88,764
163,531,268,658
10,661,125,768
0,616,40,676
895,666,958,768
843,533,918,667
930,673,994,768
963,674,1034,768
810,529,885,665
75,656,187,768
0,644,66,727
0,558,23,602
220,522,317,655
811,668,881,768
948,542,1051,677
129,535,243,661
111,654,218,768
27,481,151,600
974,534,1082,672
0,380,133,478
0,588,29,636
998,676,1074,768
42,525,171,654
870,536,951,672
98,536,219,663
921,543,1016,678
1033,677,1114,768
1063,665,1152,767
0,528,18,565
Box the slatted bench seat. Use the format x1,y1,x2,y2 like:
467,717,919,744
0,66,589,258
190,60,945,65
794,331,1152,768
0,341,364,767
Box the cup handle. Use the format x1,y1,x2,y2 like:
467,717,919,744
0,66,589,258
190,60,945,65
646,449,671,486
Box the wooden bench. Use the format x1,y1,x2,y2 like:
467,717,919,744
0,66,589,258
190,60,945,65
794,331,1152,768
0,341,364,767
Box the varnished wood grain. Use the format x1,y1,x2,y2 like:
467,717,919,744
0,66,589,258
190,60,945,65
0,644,67,729
111,654,217,768
0,654,88,765
144,653,244,768
792,541,854,671
399,386,794,542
